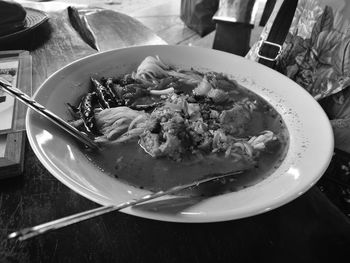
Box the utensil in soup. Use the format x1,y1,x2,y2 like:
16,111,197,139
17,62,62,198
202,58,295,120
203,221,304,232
8,170,243,241
0,76,99,150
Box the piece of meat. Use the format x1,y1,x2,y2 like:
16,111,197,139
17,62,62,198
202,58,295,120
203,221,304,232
219,104,252,135
139,131,184,161
158,133,183,161
139,131,161,157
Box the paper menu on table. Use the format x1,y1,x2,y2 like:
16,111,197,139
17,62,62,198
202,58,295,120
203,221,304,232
0,60,18,133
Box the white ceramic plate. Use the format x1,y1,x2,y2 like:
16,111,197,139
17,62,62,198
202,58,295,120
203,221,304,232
26,45,334,222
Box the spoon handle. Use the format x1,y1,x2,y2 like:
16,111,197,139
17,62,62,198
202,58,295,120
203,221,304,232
0,77,98,150
8,170,242,241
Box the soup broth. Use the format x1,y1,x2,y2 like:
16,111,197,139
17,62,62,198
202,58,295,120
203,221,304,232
86,120,288,197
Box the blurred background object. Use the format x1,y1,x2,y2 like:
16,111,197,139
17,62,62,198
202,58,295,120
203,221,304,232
212,0,276,55
19,0,271,53
180,0,219,37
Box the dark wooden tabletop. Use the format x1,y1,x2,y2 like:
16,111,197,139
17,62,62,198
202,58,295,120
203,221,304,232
1,1,350,263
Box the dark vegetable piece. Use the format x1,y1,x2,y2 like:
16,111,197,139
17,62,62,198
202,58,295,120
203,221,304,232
66,102,80,119
91,77,117,108
105,78,117,99
115,74,138,86
113,84,149,106
122,84,149,99
105,78,126,107
153,76,175,90
78,92,100,135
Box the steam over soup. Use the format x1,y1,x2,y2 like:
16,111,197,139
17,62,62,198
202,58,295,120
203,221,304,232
68,56,289,195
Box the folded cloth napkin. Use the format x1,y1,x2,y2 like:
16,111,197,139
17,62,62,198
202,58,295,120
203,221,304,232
0,0,27,36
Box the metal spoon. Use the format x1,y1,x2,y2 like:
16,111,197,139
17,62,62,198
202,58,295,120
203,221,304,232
8,170,242,241
0,77,99,150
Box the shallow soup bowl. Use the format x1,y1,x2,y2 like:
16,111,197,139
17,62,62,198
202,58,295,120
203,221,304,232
26,45,334,222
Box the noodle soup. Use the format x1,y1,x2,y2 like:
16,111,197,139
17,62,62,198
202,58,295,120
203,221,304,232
69,56,289,196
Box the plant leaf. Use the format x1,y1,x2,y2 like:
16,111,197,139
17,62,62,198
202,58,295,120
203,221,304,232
315,30,342,65
311,6,334,45
288,36,309,60
340,39,350,76
333,36,350,76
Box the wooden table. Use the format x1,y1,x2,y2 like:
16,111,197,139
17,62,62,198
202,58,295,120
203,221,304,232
1,1,350,262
